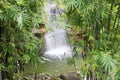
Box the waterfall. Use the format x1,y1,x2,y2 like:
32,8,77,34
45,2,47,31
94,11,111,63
43,2,73,59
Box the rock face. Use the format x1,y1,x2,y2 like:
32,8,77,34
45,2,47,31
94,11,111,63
60,72,81,80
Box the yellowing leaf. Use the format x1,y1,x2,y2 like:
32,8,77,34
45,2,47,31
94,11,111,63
16,0,24,5
89,35,94,41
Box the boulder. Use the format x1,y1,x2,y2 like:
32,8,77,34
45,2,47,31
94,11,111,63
60,72,81,80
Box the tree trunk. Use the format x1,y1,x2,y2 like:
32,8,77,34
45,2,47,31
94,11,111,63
0,71,2,80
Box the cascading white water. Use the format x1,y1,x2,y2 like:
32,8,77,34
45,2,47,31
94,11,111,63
44,2,73,59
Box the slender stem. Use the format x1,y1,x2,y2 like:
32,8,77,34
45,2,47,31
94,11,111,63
72,46,77,71
113,13,117,29
107,2,114,33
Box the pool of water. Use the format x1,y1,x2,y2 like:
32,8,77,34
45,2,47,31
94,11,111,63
25,57,82,76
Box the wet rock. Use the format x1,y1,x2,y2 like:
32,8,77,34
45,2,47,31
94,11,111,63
39,74,57,80
22,73,57,80
60,72,81,80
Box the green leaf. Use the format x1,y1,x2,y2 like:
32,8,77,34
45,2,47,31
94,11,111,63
23,54,30,63
17,13,23,29
8,57,14,63
102,53,116,72
0,64,4,70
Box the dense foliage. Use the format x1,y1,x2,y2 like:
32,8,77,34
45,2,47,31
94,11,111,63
64,0,120,79
0,0,44,79
0,0,120,80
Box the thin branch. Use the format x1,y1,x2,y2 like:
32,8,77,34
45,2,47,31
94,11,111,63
107,2,114,32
